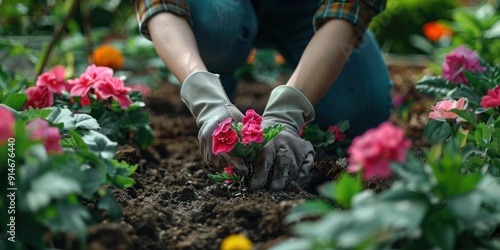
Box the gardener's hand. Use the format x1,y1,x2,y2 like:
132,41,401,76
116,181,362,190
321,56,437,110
250,86,315,191
181,71,248,174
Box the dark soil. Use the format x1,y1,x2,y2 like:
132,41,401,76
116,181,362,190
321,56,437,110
85,65,430,250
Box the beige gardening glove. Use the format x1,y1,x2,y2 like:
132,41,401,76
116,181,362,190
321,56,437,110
180,71,248,174
251,86,315,191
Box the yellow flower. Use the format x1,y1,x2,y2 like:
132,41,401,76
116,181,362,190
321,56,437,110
91,44,124,70
220,234,253,250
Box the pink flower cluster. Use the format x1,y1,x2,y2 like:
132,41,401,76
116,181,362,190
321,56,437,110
0,106,63,154
25,64,133,110
442,45,486,84
26,119,64,154
0,107,15,145
212,109,264,155
428,97,467,121
24,66,69,109
347,122,411,180
480,84,500,109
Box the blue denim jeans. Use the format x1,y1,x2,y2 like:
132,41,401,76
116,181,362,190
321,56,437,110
187,0,392,137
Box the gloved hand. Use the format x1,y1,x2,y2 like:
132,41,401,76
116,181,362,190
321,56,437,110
180,71,248,174
250,86,315,191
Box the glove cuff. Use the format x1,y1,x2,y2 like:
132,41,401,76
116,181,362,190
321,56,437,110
263,85,315,134
180,71,232,127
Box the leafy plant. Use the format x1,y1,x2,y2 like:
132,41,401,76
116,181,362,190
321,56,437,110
0,106,137,250
271,138,500,250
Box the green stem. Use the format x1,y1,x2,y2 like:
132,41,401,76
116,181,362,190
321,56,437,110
35,0,81,76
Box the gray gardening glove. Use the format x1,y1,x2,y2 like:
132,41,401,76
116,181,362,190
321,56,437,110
180,71,248,174
251,86,315,191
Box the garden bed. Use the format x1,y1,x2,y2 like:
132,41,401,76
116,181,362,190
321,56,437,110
84,65,430,250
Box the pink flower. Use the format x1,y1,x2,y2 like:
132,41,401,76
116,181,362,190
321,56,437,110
0,106,15,145
480,84,500,109
328,126,346,142
24,86,54,109
347,122,411,180
224,166,235,184
36,67,68,94
26,119,63,154
129,84,151,98
212,118,239,155
68,64,113,97
94,77,132,109
242,109,262,125
442,45,486,84
241,123,264,144
224,166,234,175
428,97,467,121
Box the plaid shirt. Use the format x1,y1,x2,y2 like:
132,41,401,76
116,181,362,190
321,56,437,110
131,0,386,45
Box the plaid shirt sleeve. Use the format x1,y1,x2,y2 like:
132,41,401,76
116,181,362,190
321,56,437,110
130,0,191,40
314,0,387,46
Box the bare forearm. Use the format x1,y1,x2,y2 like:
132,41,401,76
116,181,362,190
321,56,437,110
287,19,356,105
148,12,206,83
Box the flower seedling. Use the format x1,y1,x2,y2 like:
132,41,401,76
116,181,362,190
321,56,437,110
208,109,284,185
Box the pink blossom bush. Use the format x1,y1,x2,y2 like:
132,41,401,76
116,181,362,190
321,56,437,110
24,86,54,109
212,117,239,155
442,45,486,84
94,77,132,109
26,118,63,154
347,122,411,180
0,106,15,144
480,84,500,109
428,97,467,121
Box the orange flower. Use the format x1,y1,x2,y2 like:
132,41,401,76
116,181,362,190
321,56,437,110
246,48,257,65
91,45,124,70
422,21,453,42
274,52,286,65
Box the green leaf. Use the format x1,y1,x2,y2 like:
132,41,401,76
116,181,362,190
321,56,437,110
284,200,334,224
97,111,120,140
1,93,27,110
25,172,82,211
98,189,123,221
423,119,452,145
320,173,362,208
416,76,457,97
450,109,477,126
450,85,481,105
45,107,76,130
81,130,117,159
56,201,90,240
262,123,285,145
113,174,135,188
68,130,89,150
423,211,456,250
81,168,106,199
74,113,100,130
120,109,149,129
133,124,154,148
447,191,482,223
